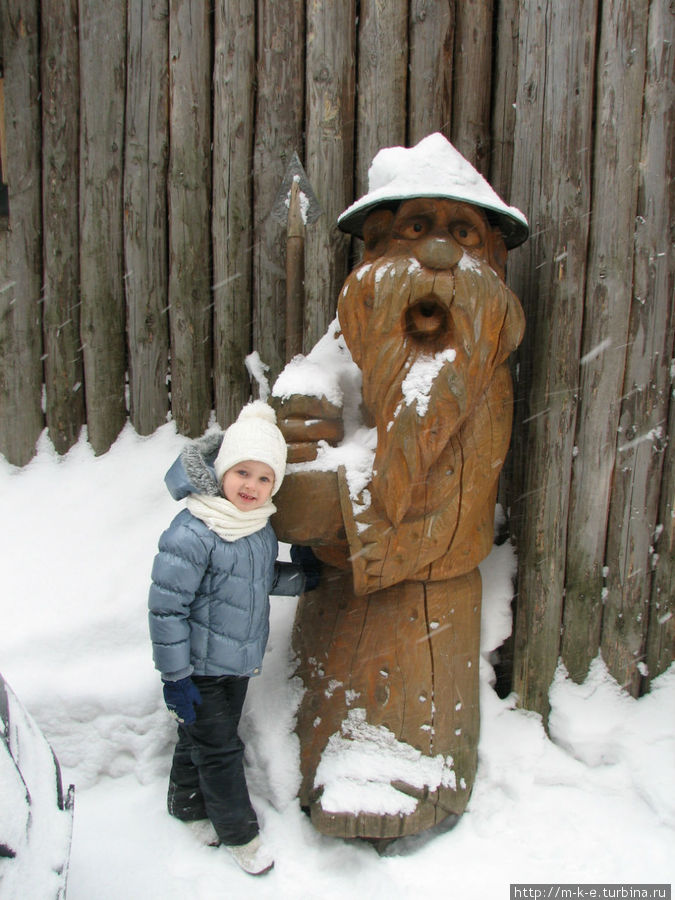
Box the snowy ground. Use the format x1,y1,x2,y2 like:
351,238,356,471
1,423,673,899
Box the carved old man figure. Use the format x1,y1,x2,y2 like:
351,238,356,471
271,133,528,841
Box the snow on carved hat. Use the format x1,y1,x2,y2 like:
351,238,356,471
214,401,287,496
337,132,529,249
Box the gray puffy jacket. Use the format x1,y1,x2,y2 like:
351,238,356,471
148,432,303,681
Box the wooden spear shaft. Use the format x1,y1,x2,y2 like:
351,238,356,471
285,177,305,361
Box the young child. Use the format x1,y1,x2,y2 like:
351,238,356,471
148,401,305,876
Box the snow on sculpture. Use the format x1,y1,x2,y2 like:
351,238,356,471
271,133,529,840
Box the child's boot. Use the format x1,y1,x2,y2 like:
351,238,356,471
224,834,274,876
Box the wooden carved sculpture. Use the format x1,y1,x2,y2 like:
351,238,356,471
271,134,529,840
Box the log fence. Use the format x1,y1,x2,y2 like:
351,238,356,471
0,0,672,714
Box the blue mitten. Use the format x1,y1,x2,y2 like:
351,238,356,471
290,545,322,592
162,676,202,725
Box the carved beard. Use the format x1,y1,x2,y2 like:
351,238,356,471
338,254,525,527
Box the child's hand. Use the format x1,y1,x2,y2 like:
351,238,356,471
162,677,202,725
290,545,322,592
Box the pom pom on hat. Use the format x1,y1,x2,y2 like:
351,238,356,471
214,401,287,495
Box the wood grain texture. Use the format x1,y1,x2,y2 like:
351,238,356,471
41,0,85,454
0,0,43,465
643,4,675,685
304,0,355,351
408,0,453,144
125,0,170,436
252,0,304,381
509,0,598,718
212,0,255,427
601,0,675,695
355,0,407,196
451,0,493,173
490,0,520,201
562,0,649,684
168,0,212,437
293,569,481,838
78,0,127,454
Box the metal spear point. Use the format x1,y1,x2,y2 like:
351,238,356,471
271,152,322,362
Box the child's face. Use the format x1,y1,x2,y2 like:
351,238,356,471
222,460,275,511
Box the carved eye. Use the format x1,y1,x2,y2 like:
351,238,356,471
451,221,482,247
397,218,428,240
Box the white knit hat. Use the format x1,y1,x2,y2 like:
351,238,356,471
214,401,287,495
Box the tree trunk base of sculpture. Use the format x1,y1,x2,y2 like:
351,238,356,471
292,565,482,840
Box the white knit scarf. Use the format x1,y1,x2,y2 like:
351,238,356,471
186,493,276,542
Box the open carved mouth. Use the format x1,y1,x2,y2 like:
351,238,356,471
403,296,450,347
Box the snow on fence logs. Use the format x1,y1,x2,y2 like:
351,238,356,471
0,1,672,714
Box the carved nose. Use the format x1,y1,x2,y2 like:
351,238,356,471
415,236,462,271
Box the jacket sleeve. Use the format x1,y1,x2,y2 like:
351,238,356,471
148,515,211,680
271,561,306,597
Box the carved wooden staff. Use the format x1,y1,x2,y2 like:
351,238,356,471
271,153,322,361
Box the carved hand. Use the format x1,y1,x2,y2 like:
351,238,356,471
272,394,344,463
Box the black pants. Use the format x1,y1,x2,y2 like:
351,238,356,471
166,675,258,846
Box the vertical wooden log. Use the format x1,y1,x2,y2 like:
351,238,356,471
41,0,84,455
78,0,127,455
601,0,674,695
490,0,520,200
355,0,407,196
408,0,453,145
0,1,43,465
636,0,675,691
304,0,355,351
646,365,674,687
451,0,493,174
561,0,649,684
168,0,212,437
503,5,549,517
212,0,255,428
253,0,304,382
124,0,170,436
294,568,481,838
490,0,521,557
510,0,598,718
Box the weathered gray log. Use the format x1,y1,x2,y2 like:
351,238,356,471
41,0,84,455
601,0,674,696
636,0,675,690
168,0,212,437
212,0,255,427
490,0,520,201
646,366,674,687
253,0,304,381
355,0,407,196
124,0,170,436
0,1,43,465
451,0,494,174
304,0,355,351
510,0,598,719
407,0,453,145
78,0,127,455
561,0,649,684
489,0,521,539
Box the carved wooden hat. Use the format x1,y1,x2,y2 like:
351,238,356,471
338,132,529,249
